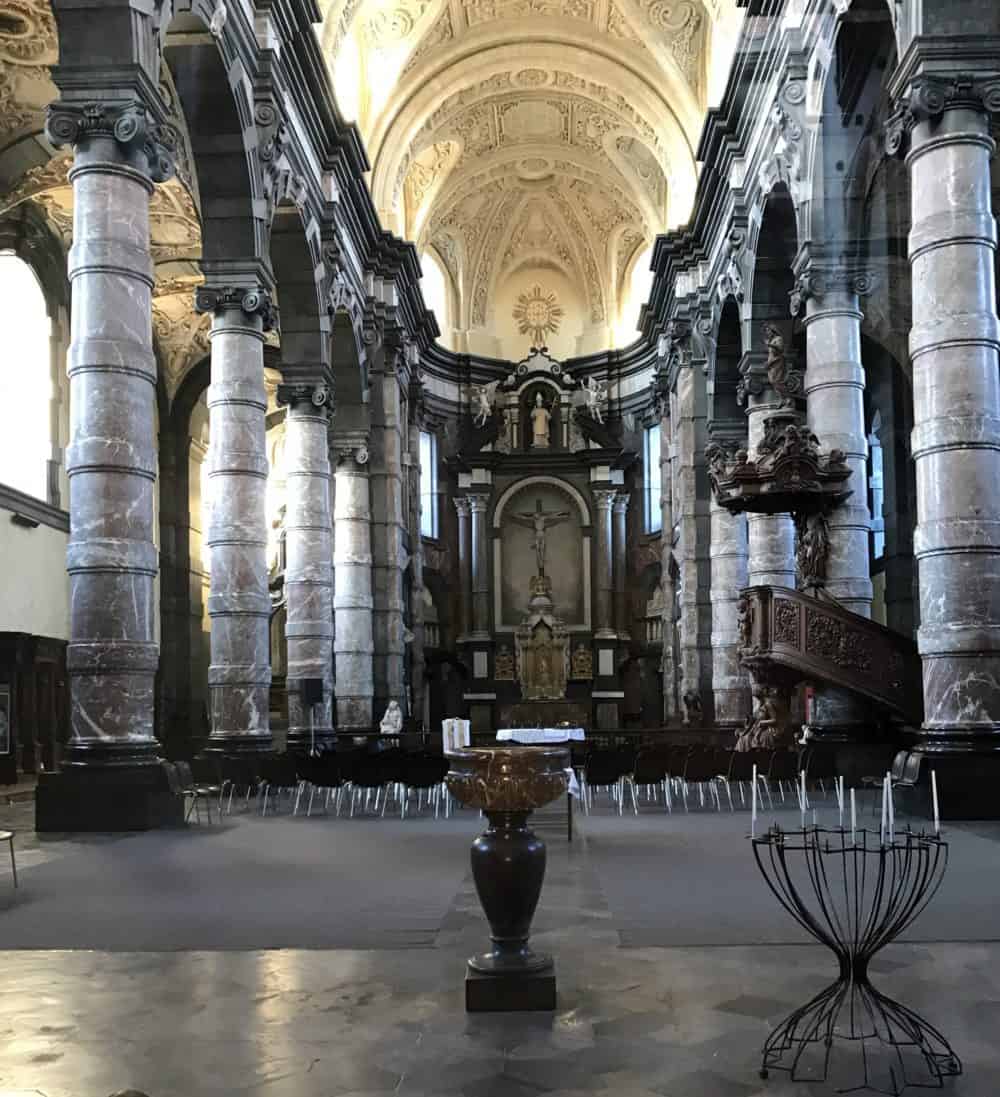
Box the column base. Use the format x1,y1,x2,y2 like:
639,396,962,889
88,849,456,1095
466,962,557,1012
286,727,337,754
36,765,184,832
898,749,1000,821
203,733,274,754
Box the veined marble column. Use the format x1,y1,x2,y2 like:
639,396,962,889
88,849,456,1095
333,437,374,729
798,270,874,739
195,284,273,752
454,497,472,640
744,360,797,589
799,275,873,613
675,358,711,712
894,76,1000,749
370,353,408,715
593,489,616,639
709,489,750,727
45,100,173,768
612,493,630,638
278,382,334,751
468,492,492,638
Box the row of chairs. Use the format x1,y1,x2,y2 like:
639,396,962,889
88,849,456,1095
191,750,453,821
578,745,830,816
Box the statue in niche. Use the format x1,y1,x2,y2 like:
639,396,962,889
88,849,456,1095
494,645,515,681
530,392,553,448
570,643,593,680
682,689,703,726
510,498,571,577
763,321,803,405
518,619,568,701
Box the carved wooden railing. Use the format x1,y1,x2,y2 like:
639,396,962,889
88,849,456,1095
739,585,922,723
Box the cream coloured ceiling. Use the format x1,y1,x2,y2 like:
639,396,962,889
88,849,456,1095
318,0,739,357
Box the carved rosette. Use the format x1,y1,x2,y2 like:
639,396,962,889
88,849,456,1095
195,285,277,331
885,75,1000,158
45,100,176,183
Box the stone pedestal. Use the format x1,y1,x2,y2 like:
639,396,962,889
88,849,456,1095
197,283,274,753
278,383,334,751
446,746,569,1012
333,438,374,730
37,98,174,829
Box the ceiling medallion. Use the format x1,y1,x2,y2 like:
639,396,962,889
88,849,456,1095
513,284,565,346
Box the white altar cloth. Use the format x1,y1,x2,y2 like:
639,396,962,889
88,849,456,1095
495,727,586,743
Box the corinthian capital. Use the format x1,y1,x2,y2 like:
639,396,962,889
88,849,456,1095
45,100,176,183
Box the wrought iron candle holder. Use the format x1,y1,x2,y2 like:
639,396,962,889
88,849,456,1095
751,825,962,1095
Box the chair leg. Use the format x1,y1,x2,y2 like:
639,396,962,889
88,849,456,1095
629,778,638,816
8,840,16,889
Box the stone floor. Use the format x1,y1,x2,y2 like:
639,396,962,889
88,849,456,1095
0,793,997,1096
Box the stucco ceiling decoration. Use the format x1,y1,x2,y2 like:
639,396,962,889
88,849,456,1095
318,0,719,354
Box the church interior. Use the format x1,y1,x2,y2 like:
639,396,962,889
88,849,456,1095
2,0,1000,1091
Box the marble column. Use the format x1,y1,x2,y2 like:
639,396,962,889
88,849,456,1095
333,437,374,730
278,382,334,751
370,351,408,715
800,276,873,614
658,403,678,722
195,284,274,752
468,492,492,638
798,271,874,739
675,359,711,712
612,493,630,638
709,492,750,727
896,77,1000,749
744,366,797,588
454,497,472,640
593,489,616,639
45,100,173,768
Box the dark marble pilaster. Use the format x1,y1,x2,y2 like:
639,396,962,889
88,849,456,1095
468,492,492,639
408,425,427,728
454,497,473,640
196,284,274,752
592,489,616,639
277,382,334,751
612,494,630,639
45,100,173,768
333,436,374,730
657,402,678,721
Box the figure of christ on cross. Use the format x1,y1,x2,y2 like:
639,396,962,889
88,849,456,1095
510,498,571,578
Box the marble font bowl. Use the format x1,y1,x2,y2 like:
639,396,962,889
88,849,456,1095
445,746,569,812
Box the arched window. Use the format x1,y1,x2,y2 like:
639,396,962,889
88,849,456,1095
869,410,885,562
0,254,53,501
420,248,452,345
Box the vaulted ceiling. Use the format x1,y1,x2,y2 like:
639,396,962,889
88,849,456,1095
318,0,741,358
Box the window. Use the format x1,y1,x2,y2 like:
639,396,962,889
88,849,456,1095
0,254,53,501
644,423,662,533
419,430,439,539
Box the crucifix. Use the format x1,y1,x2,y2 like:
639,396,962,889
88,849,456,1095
511,498,571,578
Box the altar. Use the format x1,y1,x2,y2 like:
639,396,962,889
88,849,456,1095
496,727,586,743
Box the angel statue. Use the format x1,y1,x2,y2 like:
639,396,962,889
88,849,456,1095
581,375,608,424
473,380,500,426
511,498,571,578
